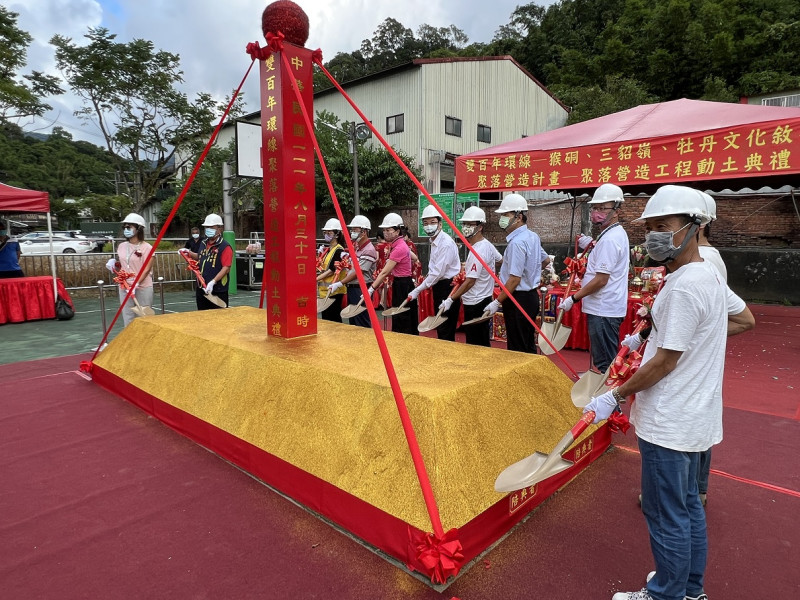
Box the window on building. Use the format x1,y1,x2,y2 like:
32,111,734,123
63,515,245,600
387,114,404,134
477,124,491,143
445,116,462,137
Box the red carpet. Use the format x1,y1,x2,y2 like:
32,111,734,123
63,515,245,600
2,305,799,599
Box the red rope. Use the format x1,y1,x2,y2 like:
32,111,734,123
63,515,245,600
313,57,579,380
279,50,445,537
80,55,258,373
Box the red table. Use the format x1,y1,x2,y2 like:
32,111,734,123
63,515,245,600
0,276,73,324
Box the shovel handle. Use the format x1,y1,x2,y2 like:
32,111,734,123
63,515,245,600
570,411,595,438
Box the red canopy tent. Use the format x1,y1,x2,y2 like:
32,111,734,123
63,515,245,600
455,99,800,194
0,182,58,298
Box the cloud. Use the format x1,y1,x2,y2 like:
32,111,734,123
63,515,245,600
8,0,530,142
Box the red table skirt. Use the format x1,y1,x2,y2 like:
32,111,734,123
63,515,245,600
0,276,73,324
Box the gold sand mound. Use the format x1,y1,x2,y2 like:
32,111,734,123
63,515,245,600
94,307,596,531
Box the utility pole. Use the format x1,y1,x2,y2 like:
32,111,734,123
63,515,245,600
349,122,360,215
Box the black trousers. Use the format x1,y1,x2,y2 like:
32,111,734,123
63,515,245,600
430,278,461,342
320,295,343,322
391,276,418,335
462,296,492,347
501,289,539,353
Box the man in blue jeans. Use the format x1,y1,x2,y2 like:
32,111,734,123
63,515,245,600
584,185,754,600
559,183,629,374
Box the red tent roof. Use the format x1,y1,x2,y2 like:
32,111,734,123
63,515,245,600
455,99,800,193
0,182,50,213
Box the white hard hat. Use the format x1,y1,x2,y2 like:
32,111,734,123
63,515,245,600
202,213,224,227
122,213,146,227
378,212,404,228
459,206,486,222
348,215,371,229
495,193,528,213
635,185,711,225
421,204,442,220
322,218,342,231
588,183,624,204
698,191,717,221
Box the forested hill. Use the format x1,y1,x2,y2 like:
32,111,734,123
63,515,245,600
316,0,800,123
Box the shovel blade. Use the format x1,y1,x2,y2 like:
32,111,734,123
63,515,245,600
340,301,366,319
495,451,575,492
141,306,156,316
418,314,447,333
130,306,146,318
538,322,572,355
382,300,409,316
571,369,610,407
317,296,335,313
205,293,227,308
460,311,492,327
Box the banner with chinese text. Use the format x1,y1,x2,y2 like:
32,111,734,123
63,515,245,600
455,118,800,192
261,45,316,339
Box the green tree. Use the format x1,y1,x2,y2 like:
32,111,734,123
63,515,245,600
50,28,221,213
0,7,63,124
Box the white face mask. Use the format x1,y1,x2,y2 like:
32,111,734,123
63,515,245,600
423,224,439,236
192,233,199,239
350,230,361,241
498,215,513,230
645,222,692,263
123,227,135,239
461,225,478,238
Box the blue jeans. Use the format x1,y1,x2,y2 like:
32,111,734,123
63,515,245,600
697,448,711,495
585,314,623,372
639,438,707,600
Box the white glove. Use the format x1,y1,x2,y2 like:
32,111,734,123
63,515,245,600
583,390,618,424
408,286,422,301
204,280,215,294
439,297,453,312
486,299,501,315
621,333,644,351
577,234,593,250
178,248,189,255
558,295,575,312
105,258,117,273
328,281,343,293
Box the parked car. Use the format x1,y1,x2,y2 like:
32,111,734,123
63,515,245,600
18,231,110,252
19,236,95,255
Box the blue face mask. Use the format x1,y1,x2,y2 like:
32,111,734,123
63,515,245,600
0,230,7,237
123,227,135,239
205,227,216,238
192,233,199,239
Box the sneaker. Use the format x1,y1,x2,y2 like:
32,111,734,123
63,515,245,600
647,571,655,583
685,595,708,600
612,590,654,600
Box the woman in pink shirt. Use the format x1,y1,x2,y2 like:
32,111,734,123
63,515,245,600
368,213,418,335
105,213,154,326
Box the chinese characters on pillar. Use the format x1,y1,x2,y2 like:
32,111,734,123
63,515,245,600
260,44,316,338
454,119,800,192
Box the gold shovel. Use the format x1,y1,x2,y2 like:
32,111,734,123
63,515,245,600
317,288,335,313
495,411,595,492
382,298,410,316
417,305,448,333
340,296,366,319
460,310,493,327
571,369,610,407
130,293,156,317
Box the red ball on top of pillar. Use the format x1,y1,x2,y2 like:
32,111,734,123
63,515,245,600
261,0,309,46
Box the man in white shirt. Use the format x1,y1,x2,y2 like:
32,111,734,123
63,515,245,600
485,193,551,353
584,185,754,600
559,183,630,374
443,206,502,346
408,204,462,341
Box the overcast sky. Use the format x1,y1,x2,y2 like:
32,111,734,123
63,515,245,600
10,0,546,144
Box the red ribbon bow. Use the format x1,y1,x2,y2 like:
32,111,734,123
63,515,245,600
266,31,285,52
409,528,464,584
311,48,323,64
563,255,588,277
245,41,271,61
607,411,631,433
79,360,93,375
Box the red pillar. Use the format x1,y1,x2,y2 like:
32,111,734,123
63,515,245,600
260,45,317,338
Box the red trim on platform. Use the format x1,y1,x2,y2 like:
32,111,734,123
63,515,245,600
91,366,611,582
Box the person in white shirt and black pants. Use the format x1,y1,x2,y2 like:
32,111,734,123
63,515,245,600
408,204,462,341
445,206,502,346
